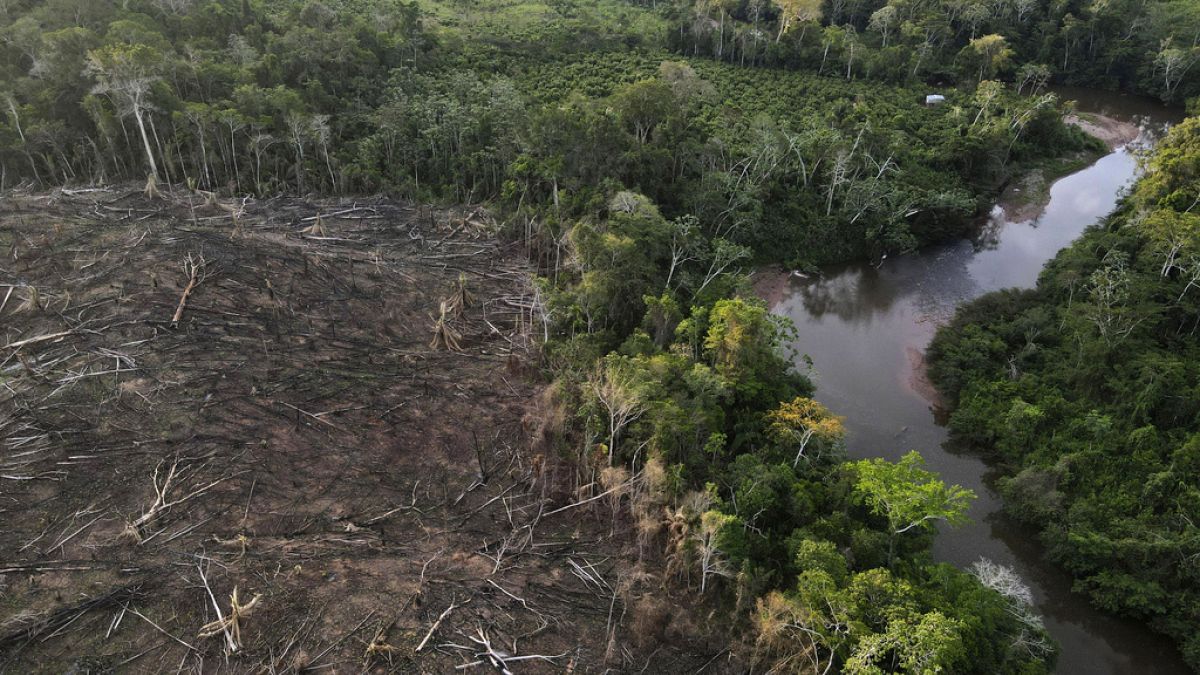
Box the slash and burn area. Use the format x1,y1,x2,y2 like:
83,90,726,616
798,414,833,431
0,187,720,673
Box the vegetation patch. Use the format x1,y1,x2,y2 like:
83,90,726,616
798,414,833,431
1,0,1195,670
929,118,1200,668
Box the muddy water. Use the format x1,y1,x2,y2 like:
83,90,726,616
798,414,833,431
766,90,1188,674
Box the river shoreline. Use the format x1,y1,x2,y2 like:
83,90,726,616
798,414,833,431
751,111,1137,298
1065,112,1142,150
750,111,1141,441
994,112,1139,222
760,92,1190,673
908,112,1140,401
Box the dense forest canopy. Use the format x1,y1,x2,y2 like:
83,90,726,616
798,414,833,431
929,117,1200,668
0,0,1102,266
1,0,1197,671
666,0,1200,102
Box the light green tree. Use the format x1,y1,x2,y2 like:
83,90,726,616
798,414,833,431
967,34,1013,83
775,0,824,45
868,4,899,48
850,451,974,565
845,610,966,673
1155,42,1199,101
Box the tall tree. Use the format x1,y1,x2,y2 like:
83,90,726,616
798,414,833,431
775,0,824,45
86,43,164,181
967,33,1013,82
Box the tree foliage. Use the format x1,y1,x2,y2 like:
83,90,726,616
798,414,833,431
667,0,1200,102
0,1,1092,670
851,451,974,565
929,116,1200,668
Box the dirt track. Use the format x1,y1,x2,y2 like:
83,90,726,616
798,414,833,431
0,187,733,673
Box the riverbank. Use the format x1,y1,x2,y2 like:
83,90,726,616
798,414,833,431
905,347,946,410
1065,112,1141,150
993,113,1138,222
750,267,803,307
751,111,1136,399
926,117,1200,671
761,94,1190,673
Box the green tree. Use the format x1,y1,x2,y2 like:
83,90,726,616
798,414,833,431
966,33,1014,83
850,451,974,565
611,79,674,146
845,610,966,673
701,297,801,407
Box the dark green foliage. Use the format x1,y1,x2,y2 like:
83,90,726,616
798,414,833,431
0,0,1094,670
928,117,1200,668
668,0,1200,103
0,0,1094,268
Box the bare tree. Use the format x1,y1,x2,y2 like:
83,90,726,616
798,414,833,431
695,510,735,593
1086,251,1142,347
87,44,164,182
868,5,898,47
695,238,751,295
1156,41,1199,100
970,558,1034,606
775,0,823,45
1013,0,1037,23
2,91,42,183
1015,63,1052,95
286,111,310,192
970,558,1053,659
310,113,336,190
590,360,646,465
1177,256,1200,302
665,216,701,290
248,132,275,191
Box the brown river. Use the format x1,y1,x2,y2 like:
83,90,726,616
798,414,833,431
765,88,1189,673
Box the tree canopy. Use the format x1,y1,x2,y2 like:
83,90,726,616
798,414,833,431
929,117,1200,668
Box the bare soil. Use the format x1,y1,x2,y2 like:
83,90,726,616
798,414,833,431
903,346,945,412
996,113,1139,223
0,187,735,673
1064,112,1141,150
749,268,797,308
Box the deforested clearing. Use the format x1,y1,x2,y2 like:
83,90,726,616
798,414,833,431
0,186,721,673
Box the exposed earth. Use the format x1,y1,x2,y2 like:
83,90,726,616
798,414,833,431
1063,112,1141,150
0,187,733,673
993,113,1139,223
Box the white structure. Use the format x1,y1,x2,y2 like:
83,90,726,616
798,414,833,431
925,94,946,106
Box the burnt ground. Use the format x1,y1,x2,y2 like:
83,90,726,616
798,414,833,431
0,187,737,674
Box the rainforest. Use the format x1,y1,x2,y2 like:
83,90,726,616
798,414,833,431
1,0,1198,672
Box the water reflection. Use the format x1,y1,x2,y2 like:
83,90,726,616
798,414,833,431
769,92,1188,674
792,240,979,325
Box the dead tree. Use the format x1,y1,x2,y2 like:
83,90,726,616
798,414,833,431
430,301,462,351
446,272,474,316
